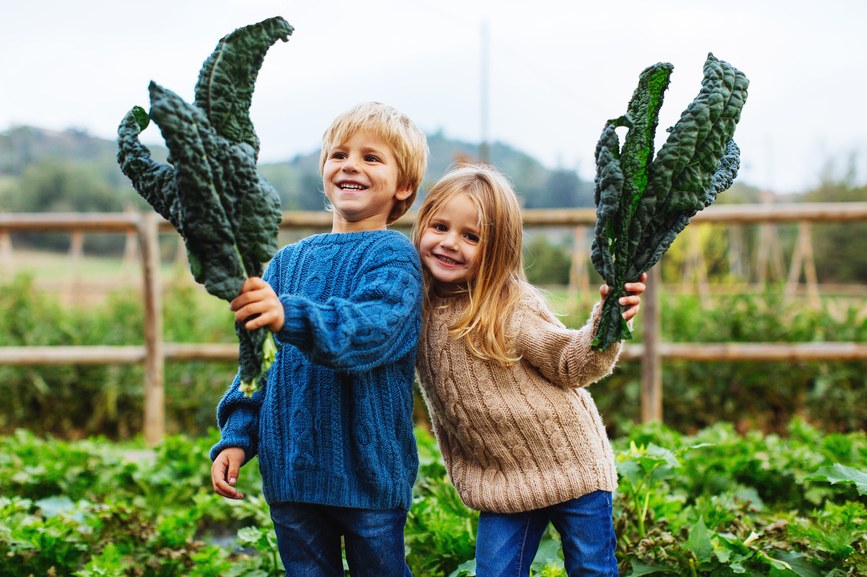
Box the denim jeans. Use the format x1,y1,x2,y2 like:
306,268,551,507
269,502,413,577
475,490,618,577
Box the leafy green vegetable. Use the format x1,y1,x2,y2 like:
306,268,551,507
807,463,867,496
591,53,749,350
116,17,293,395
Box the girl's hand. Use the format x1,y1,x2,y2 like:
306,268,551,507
599,272,648,321
231,277,284,332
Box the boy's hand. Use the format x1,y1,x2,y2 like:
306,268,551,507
599,272,648,322
211,447,246,500
231,277,285,333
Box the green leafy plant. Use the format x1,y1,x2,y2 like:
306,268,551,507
591,53,749,349
116,17,293,395
2,424,866,576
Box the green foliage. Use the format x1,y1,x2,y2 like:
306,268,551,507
801,181,867,284
525,234,572,285
591,54,749,350
0,160,143,253
611,421,867,577
3,273,866,438
590,290,867,436
407,429,478,576
0,430,274,577
1,424,864,576
0,160,132,213
0,273,235,438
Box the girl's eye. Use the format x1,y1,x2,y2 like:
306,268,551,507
465,233,480,243
432,223,447,232
365,154,381,163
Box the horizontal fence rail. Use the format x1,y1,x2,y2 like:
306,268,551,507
2,203,866,442
4,342,866,366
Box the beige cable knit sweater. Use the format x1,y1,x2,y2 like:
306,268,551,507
416,287,623,514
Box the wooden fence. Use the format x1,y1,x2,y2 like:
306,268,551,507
2,203,867,444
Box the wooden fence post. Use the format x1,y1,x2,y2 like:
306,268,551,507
0,230,12,277
139,212,164,445
568,226,592,311
641,269,662,423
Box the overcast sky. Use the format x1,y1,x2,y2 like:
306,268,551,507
2,0,866,195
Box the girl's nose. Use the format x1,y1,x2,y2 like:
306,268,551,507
440,233,458,249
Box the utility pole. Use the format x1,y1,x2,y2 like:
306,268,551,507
479,20,490,164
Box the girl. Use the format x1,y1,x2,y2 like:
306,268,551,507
412,163,645,577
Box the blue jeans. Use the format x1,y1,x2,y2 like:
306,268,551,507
475,491,618,577
269,502,413,577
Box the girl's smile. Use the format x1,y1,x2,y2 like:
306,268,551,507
418,192,481,289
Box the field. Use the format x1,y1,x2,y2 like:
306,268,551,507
2,248,867,575
2,422,865,577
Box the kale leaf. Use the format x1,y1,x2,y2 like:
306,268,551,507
117,17,293,395
591,53,749,350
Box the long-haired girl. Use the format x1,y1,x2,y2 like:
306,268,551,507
412,163,646,577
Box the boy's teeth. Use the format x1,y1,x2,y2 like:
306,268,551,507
341,184,364,189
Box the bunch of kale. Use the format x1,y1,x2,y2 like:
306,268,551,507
117,17,293,395
590,53,749,350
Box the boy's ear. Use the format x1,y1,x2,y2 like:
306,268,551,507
394,185,413,201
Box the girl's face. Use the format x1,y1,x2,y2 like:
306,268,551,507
418,193,481,290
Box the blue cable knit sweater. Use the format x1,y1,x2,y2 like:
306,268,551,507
210,230,422,511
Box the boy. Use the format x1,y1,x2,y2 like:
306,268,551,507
210,101,428,576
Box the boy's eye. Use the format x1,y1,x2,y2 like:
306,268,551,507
364,154,381,163
330,151,347,159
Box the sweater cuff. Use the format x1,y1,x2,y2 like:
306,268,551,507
275,294,308,346
210,434,257,466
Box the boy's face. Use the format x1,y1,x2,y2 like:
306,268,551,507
322,130,412,233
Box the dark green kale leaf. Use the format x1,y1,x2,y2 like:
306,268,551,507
116,16,293,395
591,53,749,350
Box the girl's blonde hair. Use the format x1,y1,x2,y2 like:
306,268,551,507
412,163,528,365
320,102,429,223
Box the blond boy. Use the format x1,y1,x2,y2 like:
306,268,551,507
210,102,427,576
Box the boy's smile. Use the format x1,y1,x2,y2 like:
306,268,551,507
323,130,412,233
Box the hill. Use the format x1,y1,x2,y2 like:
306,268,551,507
0,125,596,212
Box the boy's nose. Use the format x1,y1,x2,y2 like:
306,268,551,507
341,156,359,172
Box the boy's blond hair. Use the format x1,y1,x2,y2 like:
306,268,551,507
413,163,531,365
320,102,428,223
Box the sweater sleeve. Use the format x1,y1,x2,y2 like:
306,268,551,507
275,236,422,373
209,372,262,463
514,296,623,389
208,251,289,464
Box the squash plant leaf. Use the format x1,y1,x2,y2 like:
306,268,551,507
590,53,749,350
806,463,867,496
685,516,714,564
116,16,293,396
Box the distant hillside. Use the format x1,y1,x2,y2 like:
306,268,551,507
0,125,596,212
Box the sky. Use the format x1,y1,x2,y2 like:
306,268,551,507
2,0,866,195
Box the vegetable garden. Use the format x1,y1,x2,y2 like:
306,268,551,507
1,223,866,575
2,420,864,576
1,15,866,576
